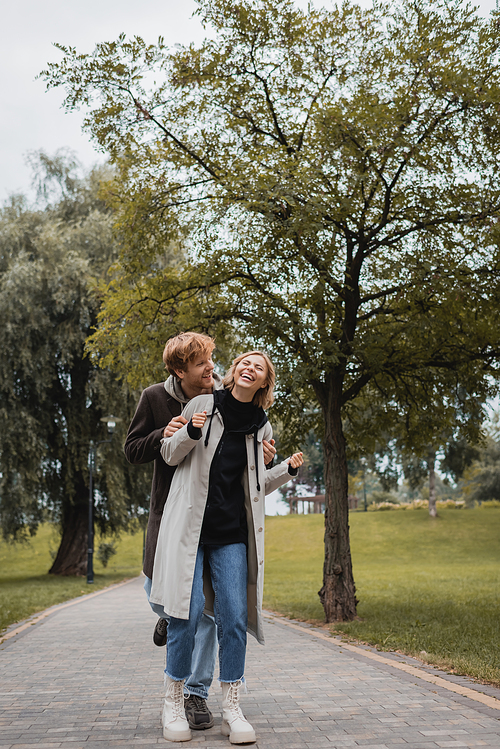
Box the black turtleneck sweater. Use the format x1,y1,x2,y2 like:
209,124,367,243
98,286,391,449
187,388,298,546
202,390,264,546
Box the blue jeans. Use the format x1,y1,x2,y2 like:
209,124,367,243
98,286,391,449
144,576,217,700
166,543,248,684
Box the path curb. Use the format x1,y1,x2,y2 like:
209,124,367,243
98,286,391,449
0,576,137,646
265,612,500,712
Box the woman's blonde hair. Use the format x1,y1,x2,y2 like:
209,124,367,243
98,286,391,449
223,351,275,410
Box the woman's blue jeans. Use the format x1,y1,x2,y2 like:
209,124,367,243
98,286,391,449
144,576,217,700
166,543,248,684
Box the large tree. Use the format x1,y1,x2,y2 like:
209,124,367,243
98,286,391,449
42,0,500,617
0,153,151,575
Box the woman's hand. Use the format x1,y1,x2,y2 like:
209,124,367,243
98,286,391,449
262,438,276,464
288,452,304,469
191,411,207,429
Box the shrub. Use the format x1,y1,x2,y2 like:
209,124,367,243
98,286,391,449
368,490,400,505
436,500,461,509
97,542,118,568
368,501,407,511
408,499,429,510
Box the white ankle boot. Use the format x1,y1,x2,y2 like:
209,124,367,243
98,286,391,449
162,677,191,742
221,680,256,744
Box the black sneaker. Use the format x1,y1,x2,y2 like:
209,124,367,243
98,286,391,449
184,694,214,730
153,617,168,646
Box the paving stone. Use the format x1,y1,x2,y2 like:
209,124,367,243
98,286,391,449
1,577,500,748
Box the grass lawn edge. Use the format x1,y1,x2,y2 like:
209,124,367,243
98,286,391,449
264,607,500,690
0,574,139,643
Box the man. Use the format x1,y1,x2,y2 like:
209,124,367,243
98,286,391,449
124,332,276,732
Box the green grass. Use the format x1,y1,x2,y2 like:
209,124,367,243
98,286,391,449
0,524,143,635
264,509,500,686
2,511,500,687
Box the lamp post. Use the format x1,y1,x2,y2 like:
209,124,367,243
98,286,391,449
363,460,368,512
87,415,122,584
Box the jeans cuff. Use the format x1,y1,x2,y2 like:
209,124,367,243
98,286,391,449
164,670,190,685
218,675,247,692
184,687,209,700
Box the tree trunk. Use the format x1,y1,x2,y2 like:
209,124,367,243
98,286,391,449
428,449,437,518
318,387,358,621
49,474,88,576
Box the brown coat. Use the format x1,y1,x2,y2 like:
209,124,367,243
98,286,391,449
124,381,182,578
124,375,223,579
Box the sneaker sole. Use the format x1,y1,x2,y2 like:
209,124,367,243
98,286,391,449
188,716,215,730
153,618,168,647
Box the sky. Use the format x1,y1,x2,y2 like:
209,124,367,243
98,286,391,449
1,0,498,202
1,0,204,201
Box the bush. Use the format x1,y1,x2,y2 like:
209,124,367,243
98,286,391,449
368,501,407,511
436,499,463,509
408,499,428,510
368,490,400,505
367,498,465,512
96,542,118,568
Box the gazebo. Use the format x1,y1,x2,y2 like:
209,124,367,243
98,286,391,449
288,495,325,514
287,494,359,514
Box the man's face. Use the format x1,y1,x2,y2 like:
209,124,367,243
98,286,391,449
176,355,215,397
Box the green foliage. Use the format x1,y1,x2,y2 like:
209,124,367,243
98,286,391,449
441,438,481,481
264,510,500,685
367,489,399,505
0,152,151,572
96,541,117,567
41,0,500,451
458,436,500,506
41,0,500,614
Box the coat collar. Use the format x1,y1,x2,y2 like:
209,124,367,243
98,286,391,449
164,371,223,404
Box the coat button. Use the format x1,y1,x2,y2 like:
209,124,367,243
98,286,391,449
258,527,263,532
253,496,259,502
259,559,263,565
247,434,253,439
250,465,255,470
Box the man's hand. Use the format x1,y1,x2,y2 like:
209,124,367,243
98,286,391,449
191,411,208,429
163,415,188,439
263,438,276,465
288,452,304,469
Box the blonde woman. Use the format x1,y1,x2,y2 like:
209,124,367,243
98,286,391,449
151,352,303,744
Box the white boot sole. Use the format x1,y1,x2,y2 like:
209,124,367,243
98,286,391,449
221,719,256,744
163,725,192,742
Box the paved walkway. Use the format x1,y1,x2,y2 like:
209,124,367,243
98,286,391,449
1,576,500,749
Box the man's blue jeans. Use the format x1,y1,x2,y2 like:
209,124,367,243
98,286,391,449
143,576,217,700
166,543,248,684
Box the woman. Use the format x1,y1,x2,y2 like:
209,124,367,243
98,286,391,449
150,351,303,744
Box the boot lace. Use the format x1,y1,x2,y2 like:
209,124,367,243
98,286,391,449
226,680,245,719
166,679,185,718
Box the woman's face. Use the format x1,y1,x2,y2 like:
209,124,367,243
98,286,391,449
232,354,268,399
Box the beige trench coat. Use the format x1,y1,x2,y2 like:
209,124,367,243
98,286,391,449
149,393,293,645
